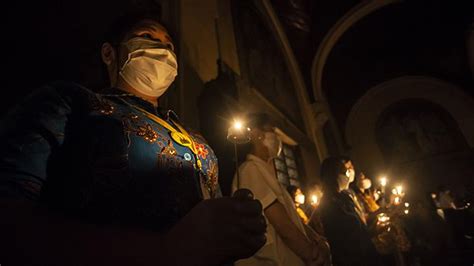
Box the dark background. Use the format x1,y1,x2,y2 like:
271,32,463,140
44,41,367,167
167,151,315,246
1,0,474,194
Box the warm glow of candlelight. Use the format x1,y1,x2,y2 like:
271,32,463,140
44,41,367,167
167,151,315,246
295,192,305,205
394,196,401,205
377,213,390,226
227,118,251,144
233,120,242,130
311,194,319,206
380,177,387,187
396,185,403,195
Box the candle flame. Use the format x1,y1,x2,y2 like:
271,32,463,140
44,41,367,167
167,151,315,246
396,185,403,195
311,195,319,205
394,196,401,205
233,120,242,130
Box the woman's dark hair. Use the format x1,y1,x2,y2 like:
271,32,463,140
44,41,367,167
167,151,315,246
99,5,163,86
320,156,347,195
340,156,352,165
104,8,163,45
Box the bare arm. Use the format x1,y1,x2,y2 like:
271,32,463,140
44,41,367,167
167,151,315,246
265,200,315,264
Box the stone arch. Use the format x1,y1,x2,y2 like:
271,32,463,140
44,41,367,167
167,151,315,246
310,0,401,158
375,99,469,165
311,0,401,101
345,76,474,179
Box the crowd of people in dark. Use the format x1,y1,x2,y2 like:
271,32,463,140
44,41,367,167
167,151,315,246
0,7,473,266
283,157,473,266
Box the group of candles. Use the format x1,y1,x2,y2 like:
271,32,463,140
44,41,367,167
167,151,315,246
378,177,407,204
295,189,321,207
228,119,325,208
377,176,410,227
228,119,412,222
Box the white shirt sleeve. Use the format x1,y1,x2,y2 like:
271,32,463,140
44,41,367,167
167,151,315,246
235,161,278,210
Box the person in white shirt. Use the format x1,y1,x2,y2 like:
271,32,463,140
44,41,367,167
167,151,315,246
232,113,330,266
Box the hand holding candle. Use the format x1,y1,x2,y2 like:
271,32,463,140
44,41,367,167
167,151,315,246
227,118,251,188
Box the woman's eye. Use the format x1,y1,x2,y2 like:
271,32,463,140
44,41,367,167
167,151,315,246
140,33,153,39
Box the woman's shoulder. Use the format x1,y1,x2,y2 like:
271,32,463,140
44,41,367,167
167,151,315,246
42,80,96,98
320,194,352,216
23,81,100,112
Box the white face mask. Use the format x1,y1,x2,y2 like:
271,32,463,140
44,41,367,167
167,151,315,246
361,179,372,189
374,191,380,201
346,168,355,183
119,37,178,97
262,132,282,158
337,174,350,191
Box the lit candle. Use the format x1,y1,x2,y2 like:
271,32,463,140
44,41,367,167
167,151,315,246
234,120,242,130
227,118,251,189
394,196,401,205
396,185,403,195
227,119,251,144
380,176,387,194
311,194,319,206
377,213,390,227
378,213,390,223
295,192,305,205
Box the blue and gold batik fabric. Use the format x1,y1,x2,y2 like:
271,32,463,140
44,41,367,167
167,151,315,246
0,81,220,232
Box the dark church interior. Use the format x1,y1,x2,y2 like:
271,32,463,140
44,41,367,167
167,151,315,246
1,0,473,265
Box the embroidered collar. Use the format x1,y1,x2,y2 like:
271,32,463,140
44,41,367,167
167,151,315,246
99,87,178,121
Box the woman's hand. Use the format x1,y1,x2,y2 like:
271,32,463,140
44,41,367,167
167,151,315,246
163,189,267,265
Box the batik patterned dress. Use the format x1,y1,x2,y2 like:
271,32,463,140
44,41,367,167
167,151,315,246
0,81,220,232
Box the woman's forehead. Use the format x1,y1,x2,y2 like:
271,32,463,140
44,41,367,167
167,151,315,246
344,161,354,169
129,20,172,40
134,19,165,31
